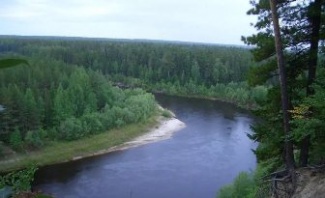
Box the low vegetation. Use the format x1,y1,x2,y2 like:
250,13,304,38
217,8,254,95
217,172,256,198
0,113,160,172
0,165,52,198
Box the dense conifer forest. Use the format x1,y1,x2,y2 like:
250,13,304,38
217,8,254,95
0,36,268,108
218,0,325,197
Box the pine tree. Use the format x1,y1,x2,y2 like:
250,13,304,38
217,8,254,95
269,0,295,169
244,0,325,168
53,84,73,125
299,0,323,167
23,88,40,131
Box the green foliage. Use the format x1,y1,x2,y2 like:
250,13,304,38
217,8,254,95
258,157,282,177
58,117,83,141
9,128,23,151
250,85,268,104
0,37,261,150
0,36,253,86
25,129,46,149
0,58,28,69
0,165,37,194
217,185,234,198
290,69,325,164
217,172,256,198
81,112,104,135
152,81,267,108
252,163,274,198
22,88,41,131
53,84,73,125
161,109,173,118
217,162,278,198
0,54,158,148
246,60,277,87
245,0,325,168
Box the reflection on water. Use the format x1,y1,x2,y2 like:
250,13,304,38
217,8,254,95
34,94,257,198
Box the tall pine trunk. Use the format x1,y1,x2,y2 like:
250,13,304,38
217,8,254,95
300,0,323,167
269,0,295,170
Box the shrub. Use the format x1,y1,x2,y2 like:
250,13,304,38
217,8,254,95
0,166,38,194
81,113,104,135
99,107,114,130
115,118,125,128
217,172,255,198
25,129,46,149
217,185,234,198
58,117,83,141
161,109,173,118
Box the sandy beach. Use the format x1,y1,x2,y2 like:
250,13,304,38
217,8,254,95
72,116,186,160
123,117,186,148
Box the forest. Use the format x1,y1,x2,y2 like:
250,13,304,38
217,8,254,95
0,36,265,166
0,36,267,107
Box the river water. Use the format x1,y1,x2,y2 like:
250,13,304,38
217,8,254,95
33,95,257,198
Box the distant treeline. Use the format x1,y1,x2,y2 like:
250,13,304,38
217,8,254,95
0,36,253,85
0,36,267,108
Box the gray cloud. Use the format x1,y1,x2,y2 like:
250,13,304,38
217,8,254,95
0,0,257,44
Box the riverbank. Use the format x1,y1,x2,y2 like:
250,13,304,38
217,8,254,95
0,113,185,173
154,91,257,110
71,117,185,161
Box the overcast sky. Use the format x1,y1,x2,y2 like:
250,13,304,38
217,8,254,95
0,0,256,45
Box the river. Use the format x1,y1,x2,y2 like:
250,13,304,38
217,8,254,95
33,95,257,198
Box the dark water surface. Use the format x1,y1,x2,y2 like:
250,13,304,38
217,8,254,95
33,95,257,198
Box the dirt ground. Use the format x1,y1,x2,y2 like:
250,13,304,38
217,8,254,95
292,168,325,198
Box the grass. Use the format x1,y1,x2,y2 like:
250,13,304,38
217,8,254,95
0,115,160,173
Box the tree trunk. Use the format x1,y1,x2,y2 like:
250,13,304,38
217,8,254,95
269,0,295,170
300,0,323,167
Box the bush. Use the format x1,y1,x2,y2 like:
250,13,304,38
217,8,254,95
99,106,115,130
125,93,156,122
250,85,268,104
58,117,83,141
25,129,46,149
217,185,234,198
46,128,59,141
115,118,125,128
81,113,104,135
0,166,38,194
217,172,256,198
161,109,173,118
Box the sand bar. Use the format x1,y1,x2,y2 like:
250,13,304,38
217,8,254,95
72,117,186,160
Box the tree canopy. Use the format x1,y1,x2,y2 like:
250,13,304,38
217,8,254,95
243,0,325,170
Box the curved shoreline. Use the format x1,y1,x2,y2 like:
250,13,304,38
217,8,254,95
0,112,185,172
72,117,186,160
